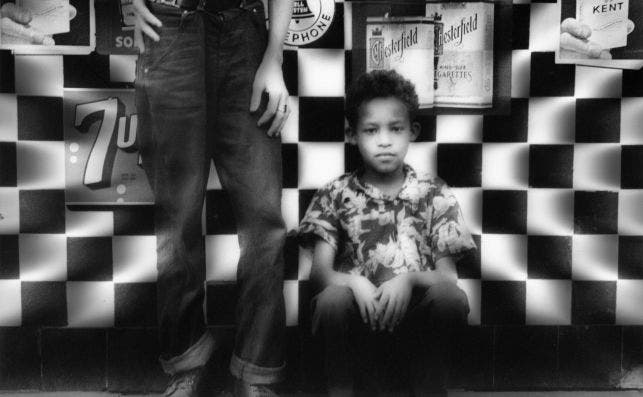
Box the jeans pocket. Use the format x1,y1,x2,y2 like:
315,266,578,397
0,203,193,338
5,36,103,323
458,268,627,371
141,25,182,73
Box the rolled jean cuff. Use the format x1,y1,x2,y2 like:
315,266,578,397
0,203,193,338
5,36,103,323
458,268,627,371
160,331,215,375
229,354,285,384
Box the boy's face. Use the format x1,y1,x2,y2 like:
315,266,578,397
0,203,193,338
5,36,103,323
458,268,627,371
349,97,419,176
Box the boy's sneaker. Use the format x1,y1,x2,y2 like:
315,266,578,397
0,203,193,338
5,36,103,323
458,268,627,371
164,366,204,397
233,378,279,397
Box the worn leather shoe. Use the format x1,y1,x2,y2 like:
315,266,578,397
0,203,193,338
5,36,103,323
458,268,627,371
164,366,204,397
233,378,279,397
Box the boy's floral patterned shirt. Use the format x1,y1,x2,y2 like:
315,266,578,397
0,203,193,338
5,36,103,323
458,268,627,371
298,165,477,286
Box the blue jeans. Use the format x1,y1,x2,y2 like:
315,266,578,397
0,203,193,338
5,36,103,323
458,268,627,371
312,282,469,395
135,1,286,383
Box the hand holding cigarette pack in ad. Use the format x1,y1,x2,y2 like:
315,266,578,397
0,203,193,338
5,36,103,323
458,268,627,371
559,0,637,62
0,0,76,46
576,0,629,49
0,2,54,45
17,0,76,35
560,16,635,60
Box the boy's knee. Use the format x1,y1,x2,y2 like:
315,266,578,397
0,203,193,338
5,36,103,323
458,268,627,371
426,282,469,322
313,285,356,328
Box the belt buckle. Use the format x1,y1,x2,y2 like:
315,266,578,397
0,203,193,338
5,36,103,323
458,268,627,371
157,0,179,7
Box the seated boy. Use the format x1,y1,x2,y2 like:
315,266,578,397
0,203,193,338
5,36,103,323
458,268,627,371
298,70,477,397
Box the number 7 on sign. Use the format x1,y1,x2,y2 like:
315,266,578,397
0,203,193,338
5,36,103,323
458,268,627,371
74,97,137,188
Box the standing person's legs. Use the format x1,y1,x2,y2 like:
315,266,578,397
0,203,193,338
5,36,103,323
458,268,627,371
396,282,469,396
135,4,215,386
204,4,286,386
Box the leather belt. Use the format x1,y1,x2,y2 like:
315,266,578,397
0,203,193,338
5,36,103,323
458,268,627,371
148,0,246,12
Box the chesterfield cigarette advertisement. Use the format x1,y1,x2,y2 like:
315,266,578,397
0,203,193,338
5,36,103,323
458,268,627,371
366,17,437,108
427,1,494,108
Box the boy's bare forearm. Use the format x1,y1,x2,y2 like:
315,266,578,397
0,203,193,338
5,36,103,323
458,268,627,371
405,257,459,287
264,0,293,64
311,255,355,289
310,239,359,289
312,265,351,288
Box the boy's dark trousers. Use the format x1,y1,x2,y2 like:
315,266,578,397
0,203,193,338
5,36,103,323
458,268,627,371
312,282,469,396
135,1,286,383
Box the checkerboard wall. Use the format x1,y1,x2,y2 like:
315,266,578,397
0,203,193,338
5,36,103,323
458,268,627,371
1,0,643,390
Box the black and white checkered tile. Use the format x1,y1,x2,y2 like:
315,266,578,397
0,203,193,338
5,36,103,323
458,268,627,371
1,0,642,334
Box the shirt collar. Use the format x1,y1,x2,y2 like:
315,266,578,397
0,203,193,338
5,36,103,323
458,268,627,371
348,164,420,202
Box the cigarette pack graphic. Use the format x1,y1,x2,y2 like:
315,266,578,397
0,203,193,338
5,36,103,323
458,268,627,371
366,17,437,108
426,1,494,108
577,0,629,49
1,0,94,54
16,0,72,35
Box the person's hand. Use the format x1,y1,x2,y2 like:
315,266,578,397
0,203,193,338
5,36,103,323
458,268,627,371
0,2,54,45
560,17,635,60
133,0,162,53
348,275,380,330
374,274,413,333
250,57,290,137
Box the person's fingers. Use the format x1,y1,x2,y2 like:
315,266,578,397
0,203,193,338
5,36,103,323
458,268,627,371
267,96,287,136
372,299,380,321
561,17,592,39
266,94,287,136
258,90,279,126
357,301,368,324
20,23,49,44
378,292,393,329
134,1,162,28
68,4,77,20
560,32,604,58
273,107,291,137
249,82,262,112
378,291,389,312
134,26,146,53
143,11,162,28
389,299,403,332
41,35,55,46
394,296,410,332
382,297,396,330
366,301,377,330
138,15,160,42
376,292,389,325
373,289,385,325
1,3,32,25
626,19,634,35
0,16,50,44
386,299,397,332
598,50,612,60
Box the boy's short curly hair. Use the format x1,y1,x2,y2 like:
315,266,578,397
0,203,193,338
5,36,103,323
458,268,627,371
345,70,419,131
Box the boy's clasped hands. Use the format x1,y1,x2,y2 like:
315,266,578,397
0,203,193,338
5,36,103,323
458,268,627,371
349,273,413,333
